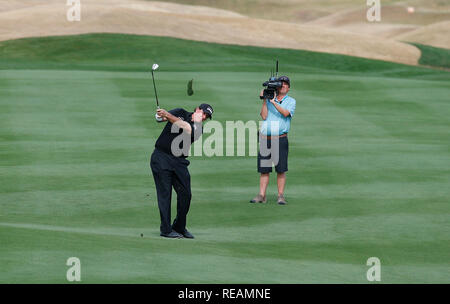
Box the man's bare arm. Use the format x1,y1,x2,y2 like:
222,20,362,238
260,90,268,120
156,109,192,134
270,100,291,117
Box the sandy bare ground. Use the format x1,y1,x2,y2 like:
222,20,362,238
307,4,450,43
0,0,422,65
394,21,450,49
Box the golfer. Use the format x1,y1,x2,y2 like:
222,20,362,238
250,76,296,205
150,103,214,238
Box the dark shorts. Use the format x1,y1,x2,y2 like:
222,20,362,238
257,135,289,173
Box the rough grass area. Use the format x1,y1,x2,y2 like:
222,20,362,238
412,43,450,69
0,34,446,79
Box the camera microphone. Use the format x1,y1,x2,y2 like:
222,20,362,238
261,60,282,100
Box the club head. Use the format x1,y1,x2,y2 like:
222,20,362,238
152,63,159,71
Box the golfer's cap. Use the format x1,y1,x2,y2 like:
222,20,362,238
199,103,214,119
278,75,290,87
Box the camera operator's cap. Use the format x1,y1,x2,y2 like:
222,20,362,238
278,75,290,87
199,103,214,119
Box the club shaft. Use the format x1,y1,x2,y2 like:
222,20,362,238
151,70,160,108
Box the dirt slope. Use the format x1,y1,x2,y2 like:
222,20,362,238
0,0,421,65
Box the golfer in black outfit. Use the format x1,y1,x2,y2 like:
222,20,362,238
150,104,214,239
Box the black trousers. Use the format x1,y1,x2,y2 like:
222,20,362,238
150,149,192,234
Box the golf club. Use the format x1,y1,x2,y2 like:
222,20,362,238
151,63,160,109
151,63,163,121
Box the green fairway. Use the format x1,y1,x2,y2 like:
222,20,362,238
0,34,449,283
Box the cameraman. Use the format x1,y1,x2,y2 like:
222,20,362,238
250,76,296,205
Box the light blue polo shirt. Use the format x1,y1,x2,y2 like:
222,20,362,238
260,95,296,136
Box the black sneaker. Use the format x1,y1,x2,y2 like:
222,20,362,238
160,231,184,238
173,228,194,239
181,230,195,239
